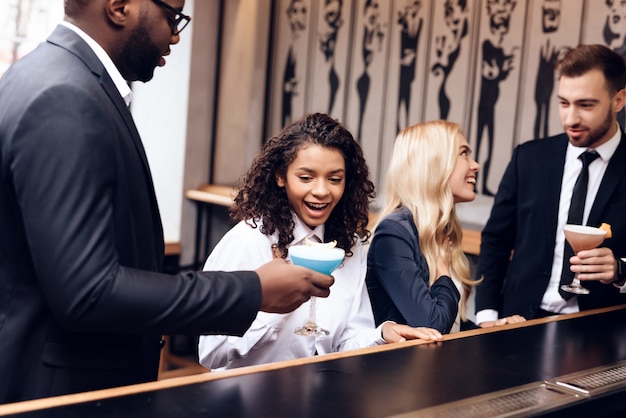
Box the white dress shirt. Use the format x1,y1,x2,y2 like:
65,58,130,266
198,214,384,370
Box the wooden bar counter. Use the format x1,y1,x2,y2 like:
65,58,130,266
2,306,626,417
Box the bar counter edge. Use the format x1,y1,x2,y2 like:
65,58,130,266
1,304,625,417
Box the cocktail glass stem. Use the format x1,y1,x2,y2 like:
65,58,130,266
294,296,330,336
563,273,590,295
307,296,317,326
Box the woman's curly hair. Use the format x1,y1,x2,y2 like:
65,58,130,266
230,113,375,259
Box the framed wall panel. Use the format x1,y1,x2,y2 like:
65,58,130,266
344,0,393,191
468,0,527,199
423,0,478,127
305,0,355,122
581,0,626,50
581,0,626,129
266,0,315,137
376,0,433,205
515,0,584,147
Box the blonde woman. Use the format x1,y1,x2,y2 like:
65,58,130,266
366,120,479,333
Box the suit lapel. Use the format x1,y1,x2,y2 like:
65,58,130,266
589,132,626,224
47,25,164,260
544,135,569,234
99,71,160,198
47,26,155,188
100,72,165,262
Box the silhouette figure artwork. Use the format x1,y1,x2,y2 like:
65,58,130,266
431,0,469,120
356,0,385,142
475,0,518,196
603,0,626,127
282,0,307,128
534,0,569,139
396,0,423,132
319,0,343,115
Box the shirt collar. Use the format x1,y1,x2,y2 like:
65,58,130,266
566,122,622,162
59,21,133,106
291,213,325,245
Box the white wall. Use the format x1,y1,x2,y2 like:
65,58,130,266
131,0,195,244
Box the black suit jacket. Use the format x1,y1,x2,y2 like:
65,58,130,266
475,132,626,320
366,208,460,333
0,25,260,403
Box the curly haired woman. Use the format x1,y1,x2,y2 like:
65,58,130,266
198,113,442,370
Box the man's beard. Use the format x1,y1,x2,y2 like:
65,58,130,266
566,109,614,148
119,17,162,82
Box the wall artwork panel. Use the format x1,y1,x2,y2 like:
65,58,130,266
376,0,433,206
468,0,527,199
581,0,626,128
344,0,392,190
515,0,584,147
423,0,478,127
306,0,355,121
267,0,315,137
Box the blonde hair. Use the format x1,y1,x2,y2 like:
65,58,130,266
378,120,478,320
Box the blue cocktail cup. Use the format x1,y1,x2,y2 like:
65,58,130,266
288,245,345,274
289,244,345,337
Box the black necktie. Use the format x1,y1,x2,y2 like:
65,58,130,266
559,150,600,299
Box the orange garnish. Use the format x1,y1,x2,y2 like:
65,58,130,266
600,223,612,238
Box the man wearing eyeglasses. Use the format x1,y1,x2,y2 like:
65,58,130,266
0,0,334,404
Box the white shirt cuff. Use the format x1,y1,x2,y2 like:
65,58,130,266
475,309,499,325
375,321,394,345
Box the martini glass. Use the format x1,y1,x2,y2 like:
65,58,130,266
289,244,345,337
561,224,607,295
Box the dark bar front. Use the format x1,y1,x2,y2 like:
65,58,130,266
3,307,626,418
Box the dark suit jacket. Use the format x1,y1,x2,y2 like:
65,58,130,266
0,25,260,403
366,208,460,333
476,133,626,320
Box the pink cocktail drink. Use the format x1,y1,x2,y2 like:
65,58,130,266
561,224,607,295
563,225,607,252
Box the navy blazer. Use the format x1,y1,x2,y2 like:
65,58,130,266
476,133,626,320
366,208,460,333
0,26,261,403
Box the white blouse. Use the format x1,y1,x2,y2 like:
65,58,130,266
198,214,384,370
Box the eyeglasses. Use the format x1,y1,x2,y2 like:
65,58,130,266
152,0,191,35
